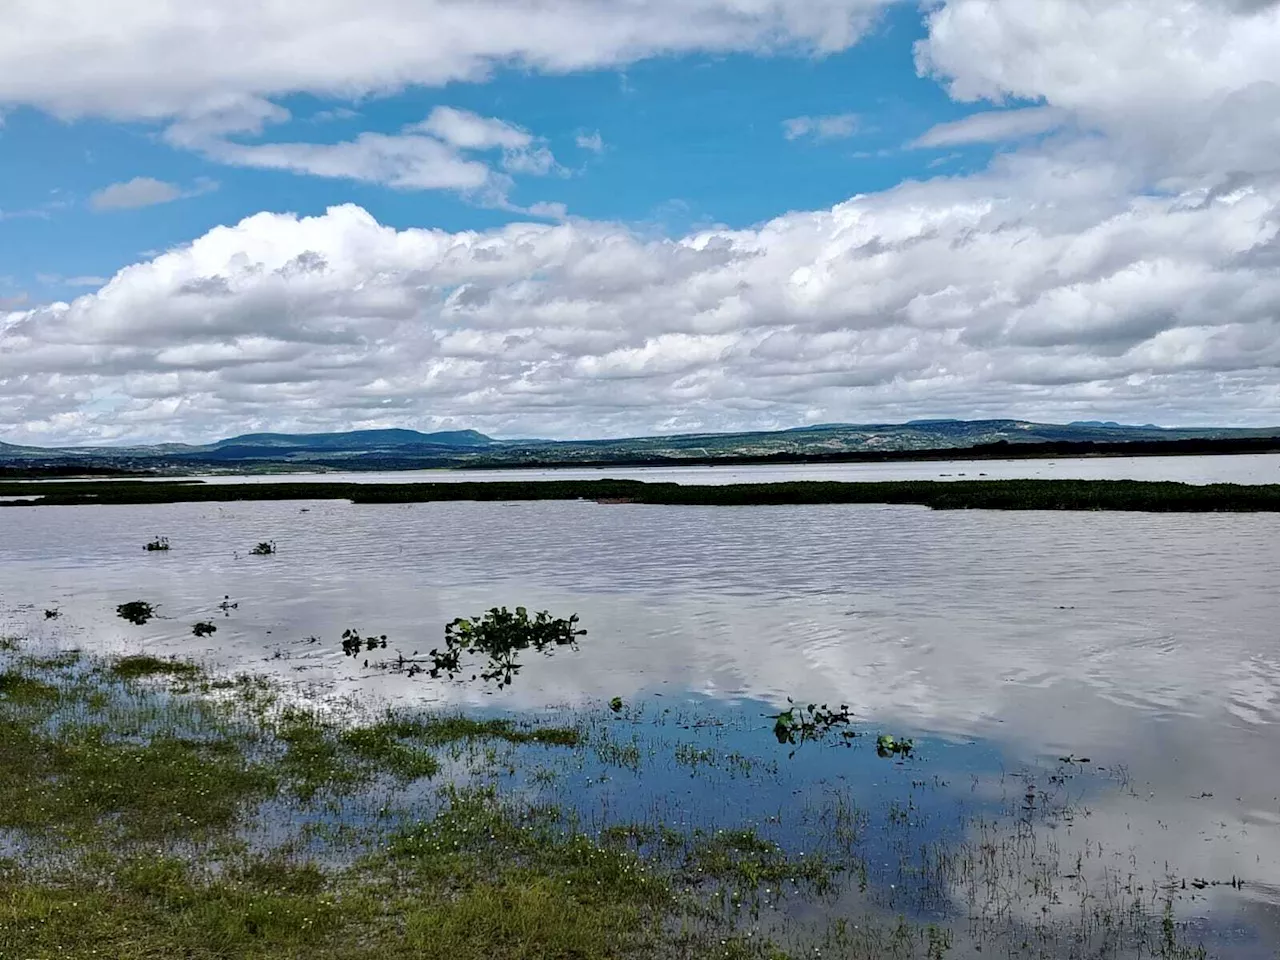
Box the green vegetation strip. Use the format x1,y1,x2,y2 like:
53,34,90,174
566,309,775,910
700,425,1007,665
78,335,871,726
4,477,1280,511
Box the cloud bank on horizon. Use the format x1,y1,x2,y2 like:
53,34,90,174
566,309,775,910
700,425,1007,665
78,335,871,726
3,0,1280,444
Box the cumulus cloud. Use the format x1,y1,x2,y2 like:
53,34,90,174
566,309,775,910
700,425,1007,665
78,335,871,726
915,0,1280,187
911,106,1067,148
6,0,1280,444
88,176,218,211
4,165,1280,444
782,113,859,141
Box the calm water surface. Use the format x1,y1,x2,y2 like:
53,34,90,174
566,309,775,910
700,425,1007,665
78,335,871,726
3,498,1279,954
62,451,1280,486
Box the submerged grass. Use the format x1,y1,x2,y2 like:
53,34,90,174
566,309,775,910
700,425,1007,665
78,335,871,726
0,638,1217,960
111,654,204,680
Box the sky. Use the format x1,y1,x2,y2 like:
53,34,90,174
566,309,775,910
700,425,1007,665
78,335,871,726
3,0,1280,445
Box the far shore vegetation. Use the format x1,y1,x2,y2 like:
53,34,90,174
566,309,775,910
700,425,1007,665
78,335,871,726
4,476,1280,512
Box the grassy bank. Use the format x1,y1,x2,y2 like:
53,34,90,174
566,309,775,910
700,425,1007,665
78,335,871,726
0,640,740,959
0,631,1216,959
4,477,1280,511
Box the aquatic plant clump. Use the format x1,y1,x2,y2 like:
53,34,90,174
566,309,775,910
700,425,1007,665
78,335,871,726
427,607,585,689
341,628,387,658
249,541,276,556
144,536,170,551
347,608,586,689
192,622,217,638
771,700,857,748
875,734,914,759
116,600,157,625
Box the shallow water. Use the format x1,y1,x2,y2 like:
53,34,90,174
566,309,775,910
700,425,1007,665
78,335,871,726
3,498,1279,955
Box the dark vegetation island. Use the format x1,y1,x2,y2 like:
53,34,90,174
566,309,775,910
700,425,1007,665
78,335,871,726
4,477,1280,512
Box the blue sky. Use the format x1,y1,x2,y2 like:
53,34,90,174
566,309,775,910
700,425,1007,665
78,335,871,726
1,5,983,304
3,0,1280,444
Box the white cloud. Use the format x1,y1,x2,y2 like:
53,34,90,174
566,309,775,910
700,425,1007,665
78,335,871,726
310,106,359,123
0,1,895,121
89,176,218,211
413,106,530,150
915,0,1280,187
576,131,605,153
36,274,109,287
203,132,498,192
4,164,1280,444
911,106,1067,148
782,113,859,141
167,104,558,204
6,0,1280,444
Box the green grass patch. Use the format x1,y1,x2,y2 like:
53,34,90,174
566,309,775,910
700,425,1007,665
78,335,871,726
686,828,836,892
276,709,580,800
0,718,274,842
0,670,59,707
111,655,203,680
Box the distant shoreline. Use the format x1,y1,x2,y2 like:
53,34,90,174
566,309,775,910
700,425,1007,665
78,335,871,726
459,436,1280,471
4,435,1280,481
5,477,1280,512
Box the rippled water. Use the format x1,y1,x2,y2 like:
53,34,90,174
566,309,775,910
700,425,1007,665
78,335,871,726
4,497,1280,954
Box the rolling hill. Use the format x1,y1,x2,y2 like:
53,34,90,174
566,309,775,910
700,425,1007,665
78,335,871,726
3,419,1280,475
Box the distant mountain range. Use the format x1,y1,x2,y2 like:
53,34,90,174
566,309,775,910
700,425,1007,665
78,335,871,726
3,419,1280,475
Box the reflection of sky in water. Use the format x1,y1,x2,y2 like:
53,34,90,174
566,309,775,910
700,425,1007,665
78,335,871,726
3,498,1280,954
92,451,1280,486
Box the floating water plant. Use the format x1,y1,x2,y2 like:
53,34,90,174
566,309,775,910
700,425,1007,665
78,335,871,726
426,608,584,688
350,608,585,689
341,628,387,658
875,734,914,759
192,622,217,638
609,697,625,713
143,536,170,551
770,699,857,750
249,541,276,556
115,600,157,625
43,608,59,620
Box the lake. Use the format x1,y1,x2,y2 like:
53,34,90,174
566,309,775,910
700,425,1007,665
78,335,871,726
174,451,1280,486
3,495,1279,955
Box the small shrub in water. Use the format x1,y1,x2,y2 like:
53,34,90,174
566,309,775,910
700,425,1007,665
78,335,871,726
143,536,170,552
350,608,586,689
116,601,157,626
341,629,387,658
192,622,217,638
249,541,276,556
43,609,59,620
425,608,584,688
876,734,914,759
609,697,625,713
771,699,856,749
